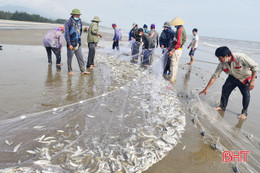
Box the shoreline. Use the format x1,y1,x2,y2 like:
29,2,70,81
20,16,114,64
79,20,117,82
0,29,113,47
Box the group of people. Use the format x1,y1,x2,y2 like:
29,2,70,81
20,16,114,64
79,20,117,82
43,10,258,120
43,8,103,75
128,17,188,83
128,23,158,67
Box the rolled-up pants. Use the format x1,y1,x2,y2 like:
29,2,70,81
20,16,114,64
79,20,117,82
220,75,250,115
67,46,86,72
45,47,61,64
87,43,96,68
170,49,182,82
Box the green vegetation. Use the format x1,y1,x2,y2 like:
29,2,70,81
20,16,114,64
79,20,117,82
0,10,66,24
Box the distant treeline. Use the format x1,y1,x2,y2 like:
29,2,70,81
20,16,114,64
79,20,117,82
0,10,89,25
0,10,66,24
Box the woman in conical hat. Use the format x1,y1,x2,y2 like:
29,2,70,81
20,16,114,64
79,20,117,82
170,16,185,26
167,16,187,84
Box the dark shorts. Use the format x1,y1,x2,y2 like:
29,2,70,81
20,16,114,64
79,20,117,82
189,48,197,56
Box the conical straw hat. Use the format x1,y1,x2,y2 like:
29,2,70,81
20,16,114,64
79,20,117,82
170,17,185,26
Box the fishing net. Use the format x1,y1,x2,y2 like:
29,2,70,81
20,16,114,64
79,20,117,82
0,42,186,172
1,39,259,173
175,64,260,173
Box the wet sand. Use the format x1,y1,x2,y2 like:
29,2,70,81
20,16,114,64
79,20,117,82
0,19,113,46
1,22,260,172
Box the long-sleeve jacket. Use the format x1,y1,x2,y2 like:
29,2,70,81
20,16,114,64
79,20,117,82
148,29,159,47
43,27,64,49
212,53,258,84
172,26,186,50
142,34,155,49
159,28,175,48
113,28,122,41
87,22,99,43
65,16,82,47
129,28,141,42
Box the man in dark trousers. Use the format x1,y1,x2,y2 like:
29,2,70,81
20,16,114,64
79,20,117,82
87,16,103,69
129,23,141,62
159,22,175,76
200,46,258,120
65,9,89,75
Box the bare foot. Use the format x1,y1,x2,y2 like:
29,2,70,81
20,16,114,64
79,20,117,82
56,63,63,66
81,71,90,75
92,64,97,67
214,107,224,111
89,66,94,69
68,71,73,75
237,114,247,120
170,78,176,86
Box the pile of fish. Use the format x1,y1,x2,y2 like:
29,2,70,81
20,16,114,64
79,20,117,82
0,49,186,172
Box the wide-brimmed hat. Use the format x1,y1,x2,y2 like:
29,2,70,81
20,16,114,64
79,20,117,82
170,17,185,26
92,16,101,22
70,9,81,15
163,22,171,28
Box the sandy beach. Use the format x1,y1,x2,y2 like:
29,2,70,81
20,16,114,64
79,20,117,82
0,20,260,172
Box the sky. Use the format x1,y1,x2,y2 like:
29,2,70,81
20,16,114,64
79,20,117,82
0,0,260,42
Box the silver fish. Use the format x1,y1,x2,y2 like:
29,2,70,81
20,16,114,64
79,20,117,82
13,142,22,152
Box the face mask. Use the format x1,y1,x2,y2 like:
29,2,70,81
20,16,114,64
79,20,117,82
225,58,229,63
139,33,142,36
74,17,79,21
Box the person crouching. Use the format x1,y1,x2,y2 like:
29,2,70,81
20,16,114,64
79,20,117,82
43,26,64,66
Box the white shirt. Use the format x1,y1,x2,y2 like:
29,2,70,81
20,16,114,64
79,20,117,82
190,34,199,48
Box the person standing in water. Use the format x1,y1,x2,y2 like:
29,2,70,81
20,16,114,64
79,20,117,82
167,17,186,84
87,16,103,69
129,23,141,62
199,46,258,120
112,23,122,51
43,26,64,66
148,24,159,48
187,28,199,65
65,9,89,75
148,24,158,65
159,22,175,76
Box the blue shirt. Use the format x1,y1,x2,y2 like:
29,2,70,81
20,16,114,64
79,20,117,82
65,16,82,47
